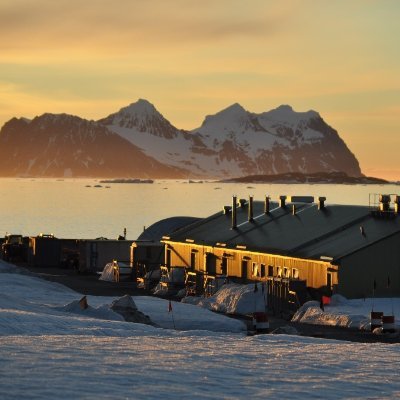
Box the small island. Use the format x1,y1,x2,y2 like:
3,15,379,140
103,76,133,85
99,178,154,184
220,172,389,185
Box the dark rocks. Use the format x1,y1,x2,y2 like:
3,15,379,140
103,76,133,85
110,295,153,325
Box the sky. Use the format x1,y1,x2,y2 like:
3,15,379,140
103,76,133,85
0,0,399,180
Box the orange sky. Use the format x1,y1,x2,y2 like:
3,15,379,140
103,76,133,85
0,0,399,180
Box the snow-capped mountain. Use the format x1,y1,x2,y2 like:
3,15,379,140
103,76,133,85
0,113,187,178
101,100,362,178
98,99,207,174
0,99,362,178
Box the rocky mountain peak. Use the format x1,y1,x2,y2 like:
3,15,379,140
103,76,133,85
259,105,320,126
99,99,178,139
120,99,159,116
198,102,252,133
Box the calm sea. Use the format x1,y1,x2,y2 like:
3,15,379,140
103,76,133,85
0,178,397,240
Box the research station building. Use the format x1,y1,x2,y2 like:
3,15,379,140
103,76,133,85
162,194,400,301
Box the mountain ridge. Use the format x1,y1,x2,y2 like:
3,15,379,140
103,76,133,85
0,99,362,178
0,113,188,178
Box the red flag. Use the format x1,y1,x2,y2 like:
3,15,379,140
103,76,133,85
322,296,331,306
168,300,173,312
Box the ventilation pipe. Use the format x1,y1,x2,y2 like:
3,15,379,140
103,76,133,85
264,195,270,214
279,195,286,208
379,194,391,212
394,196,400,214
248,195,254,222
223,205,232,215
318,197,326,210
232,195,237,229
292,204,296,215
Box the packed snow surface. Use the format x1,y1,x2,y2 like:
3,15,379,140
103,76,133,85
1,261,400,399
292,295,400,330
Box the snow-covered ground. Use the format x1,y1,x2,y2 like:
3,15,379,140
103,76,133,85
1,260,400,399
292,295,400,330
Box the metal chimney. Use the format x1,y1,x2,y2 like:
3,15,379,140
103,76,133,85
248,195,254,222
379,194,391,212
264,195,270,214
232,195,237,229
223,205,232,215
279,195,286,208
318,196,326,210
395,195,400,214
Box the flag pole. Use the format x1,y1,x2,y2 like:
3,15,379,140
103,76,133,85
263,282,267,313
388,275,394,316
372,278,376,312
168,300,176,329
254,282,258,313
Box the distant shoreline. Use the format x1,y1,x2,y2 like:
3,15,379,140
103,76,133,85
0,174,397,185
219,172,391,185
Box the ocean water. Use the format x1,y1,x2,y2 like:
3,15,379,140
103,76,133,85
0,178,397,240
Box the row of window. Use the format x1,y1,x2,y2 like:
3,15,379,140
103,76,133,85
251,262,299,279
188,250,300,280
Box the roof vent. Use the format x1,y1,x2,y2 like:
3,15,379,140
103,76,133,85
239,198,247,208
264,195,270,214
232,195,237,230
279,195,286,208
379,194,391,212
287,196,314,203
395,196,400,214
318,197,326,210
248,195,254,222
223,205,232,215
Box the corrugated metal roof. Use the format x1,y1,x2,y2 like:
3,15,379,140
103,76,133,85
137,216,202,241
167,200,400,262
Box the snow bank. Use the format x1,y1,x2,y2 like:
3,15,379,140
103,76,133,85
0,260,245,335
182,283,267,315
292,295,399,330
98,262,115,281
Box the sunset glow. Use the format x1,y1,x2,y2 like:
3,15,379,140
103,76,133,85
1,0,399,179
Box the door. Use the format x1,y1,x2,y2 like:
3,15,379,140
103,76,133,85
166,249,171,268
326,272,332,290
241,259,248,282
205,253,216,275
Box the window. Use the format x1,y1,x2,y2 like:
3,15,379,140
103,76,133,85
202,253,208,272
190,250,197,269
267,265,274,277
283,267,288,278
252,262,258,277
327,272,332,289
166,249,171,268
260,264,266,278
277,266,282,277
292,268,299,279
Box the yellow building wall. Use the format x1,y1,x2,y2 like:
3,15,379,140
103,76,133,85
164,241,336,290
